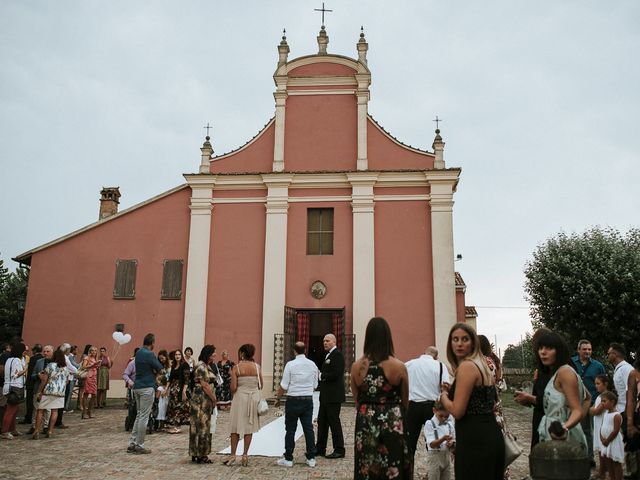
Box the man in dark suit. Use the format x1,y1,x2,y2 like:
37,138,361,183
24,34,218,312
316,333,345,459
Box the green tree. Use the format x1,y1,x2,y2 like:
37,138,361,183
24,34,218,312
0,255,29,344
524,227,640,358
502,333,535,370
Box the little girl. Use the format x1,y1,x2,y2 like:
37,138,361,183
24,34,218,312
599,390,624,480
589,374,610,480
156,375,169,431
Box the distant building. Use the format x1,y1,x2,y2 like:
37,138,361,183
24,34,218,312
15,26,477,392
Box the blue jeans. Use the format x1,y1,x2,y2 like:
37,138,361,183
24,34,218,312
129,387,154,448
284,396,315,461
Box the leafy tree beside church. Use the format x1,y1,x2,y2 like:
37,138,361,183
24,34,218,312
524,227,640,358
0,255,28,344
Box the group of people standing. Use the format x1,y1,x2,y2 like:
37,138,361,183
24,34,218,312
0,340,113,441
124,333,258,466
515,333,640,480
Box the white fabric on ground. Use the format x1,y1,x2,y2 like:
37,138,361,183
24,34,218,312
219,391,319,457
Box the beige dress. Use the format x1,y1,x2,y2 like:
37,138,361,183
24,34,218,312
228,366,261,436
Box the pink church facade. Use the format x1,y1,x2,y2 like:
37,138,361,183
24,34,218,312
16,28,476,393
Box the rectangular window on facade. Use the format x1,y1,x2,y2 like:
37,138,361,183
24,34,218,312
113,259,137,299
307,208,334,255
161,259,184,300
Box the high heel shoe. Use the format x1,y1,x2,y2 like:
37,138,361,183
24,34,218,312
222,455,237,466
31,432,40,440
241,454,249,466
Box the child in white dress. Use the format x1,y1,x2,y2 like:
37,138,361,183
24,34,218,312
599,390,624,480
589,374,610,480
156,375,169,431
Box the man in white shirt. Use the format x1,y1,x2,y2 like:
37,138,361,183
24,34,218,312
275,342,319,468
608,343,634,416
405,346,450,458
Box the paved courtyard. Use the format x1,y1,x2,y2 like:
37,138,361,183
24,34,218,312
1,401,532,479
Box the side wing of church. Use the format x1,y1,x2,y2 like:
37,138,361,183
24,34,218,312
15,27,477,393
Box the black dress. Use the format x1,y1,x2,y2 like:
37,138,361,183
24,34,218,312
354,362,412,480
450,382,505,480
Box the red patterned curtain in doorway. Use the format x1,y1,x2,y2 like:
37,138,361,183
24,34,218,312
296,312,310,349
332,311,343,351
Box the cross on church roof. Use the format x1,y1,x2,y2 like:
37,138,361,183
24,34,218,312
203,122,212,138
433,116,443,131
314,2,333,25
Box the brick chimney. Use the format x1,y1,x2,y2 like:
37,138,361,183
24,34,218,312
99,187,121,220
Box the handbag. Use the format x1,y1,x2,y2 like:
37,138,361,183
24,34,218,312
256,364,268,416
75,367,89,379
5,359,25,405
502,415,523,468
6,385,25,405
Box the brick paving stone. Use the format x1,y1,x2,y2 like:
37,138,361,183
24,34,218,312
0,403,533,479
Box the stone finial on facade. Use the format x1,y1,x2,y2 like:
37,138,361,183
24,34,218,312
200,135,214,174
278,29,290,67
317,25,329,55
357,26,368,65
433,129,445,169
99,187,121,220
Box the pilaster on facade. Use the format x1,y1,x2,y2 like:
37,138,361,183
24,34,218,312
273,88,288,172
348,173,378,356
260,174,294,382
355,73,371,171
182,180,214,356
426,170,459,361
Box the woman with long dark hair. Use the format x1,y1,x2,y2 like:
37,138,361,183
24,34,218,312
513,328,554,448
33,348,70,439
439,322,504,480
189,344,217,464
531,329,590,453
165,349,191,432
350,317,411,480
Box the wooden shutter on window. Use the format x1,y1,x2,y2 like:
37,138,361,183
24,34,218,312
113,259,137,299
161,259,183,300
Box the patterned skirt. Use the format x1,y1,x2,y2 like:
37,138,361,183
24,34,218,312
189,389,213,457
166,380,190,426
97,366,110,390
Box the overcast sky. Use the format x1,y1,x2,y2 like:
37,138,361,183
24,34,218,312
1,1,638,356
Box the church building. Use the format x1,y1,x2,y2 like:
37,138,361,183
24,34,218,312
15,26,477,393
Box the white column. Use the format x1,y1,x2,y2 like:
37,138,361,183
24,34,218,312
356,75,370,171
260,174,293,386
182,179,214,355
272,87,287,172
428,174,458,359
348,173,378,356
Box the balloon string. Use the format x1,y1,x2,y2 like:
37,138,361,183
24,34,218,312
112,343,122,362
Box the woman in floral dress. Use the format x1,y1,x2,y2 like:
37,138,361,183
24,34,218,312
350,317,412,480
165,349,191,431
216,350,235,410
189,345,217,464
